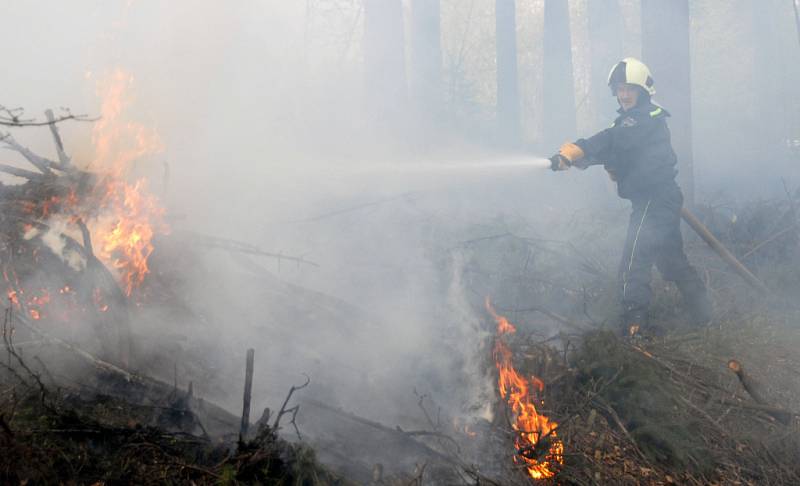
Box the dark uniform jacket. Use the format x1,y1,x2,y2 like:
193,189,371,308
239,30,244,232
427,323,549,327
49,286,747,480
574,100,679,201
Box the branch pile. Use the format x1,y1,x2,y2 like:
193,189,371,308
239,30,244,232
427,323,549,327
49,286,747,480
0,118,132,365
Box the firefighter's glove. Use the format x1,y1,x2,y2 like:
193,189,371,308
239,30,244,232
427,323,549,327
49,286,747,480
549,154,571,171
559,142,585,164
550,143,585,171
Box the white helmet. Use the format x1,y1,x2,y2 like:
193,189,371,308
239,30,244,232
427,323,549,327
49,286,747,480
607,57,656,96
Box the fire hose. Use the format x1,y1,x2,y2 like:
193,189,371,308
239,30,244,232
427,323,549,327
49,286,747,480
680,207,769,294
546,156,769,294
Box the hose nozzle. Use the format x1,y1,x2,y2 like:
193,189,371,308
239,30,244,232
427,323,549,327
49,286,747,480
549,154,570,171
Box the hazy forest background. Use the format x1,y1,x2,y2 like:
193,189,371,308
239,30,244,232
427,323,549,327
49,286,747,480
3,2,800,483
6,0,800,224
301,0,800,201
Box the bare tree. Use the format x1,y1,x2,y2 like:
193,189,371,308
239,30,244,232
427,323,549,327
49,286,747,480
752,0,790,158
543,0,577,148
495,0,520,146
641,0,694,204
409,0,443,122
363,0,407,127
587,0,624,128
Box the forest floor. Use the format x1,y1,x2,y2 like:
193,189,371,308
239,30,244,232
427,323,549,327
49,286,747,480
2,188,799,485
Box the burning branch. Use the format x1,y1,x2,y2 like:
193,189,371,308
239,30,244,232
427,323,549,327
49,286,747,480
486,297,564,480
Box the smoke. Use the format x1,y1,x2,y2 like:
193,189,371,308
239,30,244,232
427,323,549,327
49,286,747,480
25,219,87,272
2,2,799,478
0,2,610,435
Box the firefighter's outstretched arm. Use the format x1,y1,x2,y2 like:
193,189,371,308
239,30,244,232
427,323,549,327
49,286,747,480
577,113,660,157
549,142,584,171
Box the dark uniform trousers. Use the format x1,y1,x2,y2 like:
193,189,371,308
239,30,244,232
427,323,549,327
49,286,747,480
619,182,700,313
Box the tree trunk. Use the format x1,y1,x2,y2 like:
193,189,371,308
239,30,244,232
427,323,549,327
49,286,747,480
409,0,443,122
751,0,788,159
495,0,521,146
363,0,407,127
587,0,623,128
641,0,694,205
794,0,800,48
542,0,577,149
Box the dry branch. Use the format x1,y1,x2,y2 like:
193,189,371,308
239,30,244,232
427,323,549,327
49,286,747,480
718,398,796,423
501,305,588,332
0,163,48,181
305,399,471,470
742,226,796,260
0,105,98,128
292,191,419,223
0,134,55,175
185,232,320,268
272,374,309,440
44,109,71,167
11,312,135,382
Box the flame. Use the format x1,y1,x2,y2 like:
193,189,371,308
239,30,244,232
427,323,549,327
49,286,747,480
0,68,165,328
93,288,110,313
23,289,52,321
86,69,168,296
28,290,51,307
93,178,166,295
7,289,19,307
486,297,564,479
452,417,478,438
464,426,477,438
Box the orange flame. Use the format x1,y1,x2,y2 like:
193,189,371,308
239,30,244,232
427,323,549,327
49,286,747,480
24,289,52,321
28,290,51,307
87,69,168,296
93,288,110,313
486,297,564,479
7,289,19,307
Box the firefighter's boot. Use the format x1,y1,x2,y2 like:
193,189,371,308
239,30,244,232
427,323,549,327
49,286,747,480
677,279,713,326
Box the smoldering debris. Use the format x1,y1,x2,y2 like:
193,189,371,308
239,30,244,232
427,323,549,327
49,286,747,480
1,64,799,486
2,112,800,485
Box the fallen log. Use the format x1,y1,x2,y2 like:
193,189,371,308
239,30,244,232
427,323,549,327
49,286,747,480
719,398,796,424
727,359,793,424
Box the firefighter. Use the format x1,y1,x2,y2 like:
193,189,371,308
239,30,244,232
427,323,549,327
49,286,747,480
549,57,712,336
